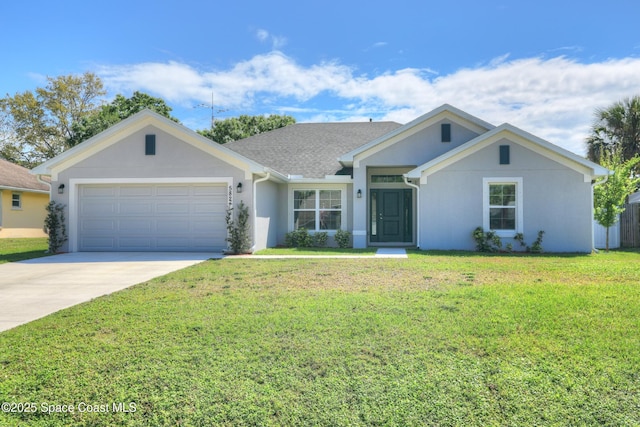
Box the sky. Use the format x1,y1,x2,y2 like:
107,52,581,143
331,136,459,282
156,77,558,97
2,0,640,156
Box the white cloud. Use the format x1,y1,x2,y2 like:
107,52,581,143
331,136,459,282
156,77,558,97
97,53,640,155
254,29,287,50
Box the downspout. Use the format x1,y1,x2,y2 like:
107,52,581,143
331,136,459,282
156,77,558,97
591,174,609,253
403,176,420,249
36,175,52,192
252,172,271,252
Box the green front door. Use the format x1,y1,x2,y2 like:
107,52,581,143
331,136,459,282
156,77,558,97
370,189,412,243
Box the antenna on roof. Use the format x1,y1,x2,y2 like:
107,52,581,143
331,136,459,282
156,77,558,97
194,92,228,132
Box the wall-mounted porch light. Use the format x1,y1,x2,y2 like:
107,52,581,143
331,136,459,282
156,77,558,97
357,189,362,198
58,184,65,194
236,182,243,193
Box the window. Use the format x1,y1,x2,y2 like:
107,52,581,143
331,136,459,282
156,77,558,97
11,193,21,209
489,184,516,229
293,189,342,230
483,178,523,236
371,175,404,183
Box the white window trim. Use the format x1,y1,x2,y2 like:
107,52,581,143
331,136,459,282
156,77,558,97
289,185,347,233
11,192,22,210
482,177,523,237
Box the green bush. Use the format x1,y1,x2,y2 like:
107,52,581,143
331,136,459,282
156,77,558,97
44,201,67,253
472,227,502,252
312,231,328,248
285,228,314,248
225,201,251,254
334,229,352,249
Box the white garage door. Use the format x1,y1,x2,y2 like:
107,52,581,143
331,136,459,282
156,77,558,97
78,183,228,251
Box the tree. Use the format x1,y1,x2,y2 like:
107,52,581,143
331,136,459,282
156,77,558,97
0,72,105,167
587,96,640,167
593,152,640,251
198,114,295,144
68,91,179,146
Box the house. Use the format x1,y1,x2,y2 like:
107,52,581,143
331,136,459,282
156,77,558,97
0,159,49,238
31,104,609,253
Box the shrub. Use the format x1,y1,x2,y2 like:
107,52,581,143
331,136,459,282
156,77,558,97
285,228,313,248
312,231,328,248
334,229,352,249
530,230,545,253
225,201,251,254
472,227,502,252
44,201,67,253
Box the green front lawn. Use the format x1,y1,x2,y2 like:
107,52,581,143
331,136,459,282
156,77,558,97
0,238,49,263
1,252,639,426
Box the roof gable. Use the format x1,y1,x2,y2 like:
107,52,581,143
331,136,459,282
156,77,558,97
0,159,49,192
338,104,495,167
32,110,276,181
405,123,610,183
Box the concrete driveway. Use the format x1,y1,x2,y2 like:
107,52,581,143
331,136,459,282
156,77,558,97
0,252,221,333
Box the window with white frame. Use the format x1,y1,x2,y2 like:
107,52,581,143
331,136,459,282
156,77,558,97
293,189,342,231
483,178,523,236
11,193,21,209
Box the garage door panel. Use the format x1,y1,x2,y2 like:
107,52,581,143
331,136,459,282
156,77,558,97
81,219,116,232
82,186,116,197
81,237,116,250
119,201,153,215
119,186,153,197
119,219,152,233
78,183,229,251
157,203,190,214
81,201,117,215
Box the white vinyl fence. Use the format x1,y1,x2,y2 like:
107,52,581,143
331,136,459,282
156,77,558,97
593,220,620,249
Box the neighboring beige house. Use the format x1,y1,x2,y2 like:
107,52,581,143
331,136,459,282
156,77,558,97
0,159,49,238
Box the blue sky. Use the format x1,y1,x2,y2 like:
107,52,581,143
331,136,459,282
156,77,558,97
3,0,640,155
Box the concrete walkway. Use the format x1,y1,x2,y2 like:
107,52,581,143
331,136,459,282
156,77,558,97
236,248,408,259
0,252,219,333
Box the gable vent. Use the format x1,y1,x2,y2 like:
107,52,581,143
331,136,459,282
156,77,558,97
145,134,156,155
441,123,451,143
499,145,510,165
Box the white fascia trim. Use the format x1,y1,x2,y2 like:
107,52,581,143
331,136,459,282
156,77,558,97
68,177,233,252
288,176,353,184
482,177,524,238
339,104,495,167
0,185,49,195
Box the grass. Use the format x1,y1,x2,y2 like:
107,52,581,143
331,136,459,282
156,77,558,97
0,238,49,263
1,251,639,426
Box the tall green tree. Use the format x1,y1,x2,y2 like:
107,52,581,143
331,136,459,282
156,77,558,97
69,91,179,146
587,96,640,166
198,114,295,144
593,152,640,251
0,72,105,167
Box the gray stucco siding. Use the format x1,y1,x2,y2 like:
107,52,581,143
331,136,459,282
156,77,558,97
420,140,594,252
361,120,481,168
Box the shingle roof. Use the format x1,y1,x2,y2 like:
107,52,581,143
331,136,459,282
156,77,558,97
0,159,50,192
225,122,402,178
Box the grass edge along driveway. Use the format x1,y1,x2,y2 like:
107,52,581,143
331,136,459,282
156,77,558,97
1,251,639,426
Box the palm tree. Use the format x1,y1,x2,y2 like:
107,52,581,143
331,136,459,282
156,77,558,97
587,96,640,165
